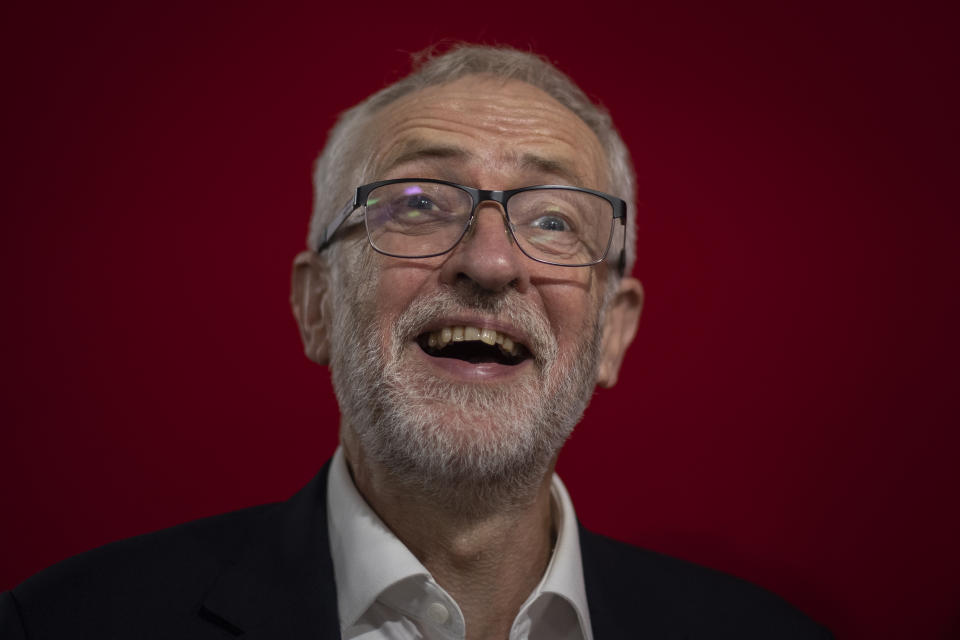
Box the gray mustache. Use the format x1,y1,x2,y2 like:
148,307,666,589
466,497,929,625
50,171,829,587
391,288,558,367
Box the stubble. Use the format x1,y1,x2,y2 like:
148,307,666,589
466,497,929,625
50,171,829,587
328,256,605,516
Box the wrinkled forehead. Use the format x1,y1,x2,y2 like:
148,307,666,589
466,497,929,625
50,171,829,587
362,76,610,191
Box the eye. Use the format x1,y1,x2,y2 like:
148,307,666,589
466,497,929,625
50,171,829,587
530,215,571,232
405,195,439,211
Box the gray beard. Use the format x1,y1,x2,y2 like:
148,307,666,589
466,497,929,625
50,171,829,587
329,265,604,517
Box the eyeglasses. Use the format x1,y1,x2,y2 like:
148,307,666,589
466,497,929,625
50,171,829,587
317,179,627,272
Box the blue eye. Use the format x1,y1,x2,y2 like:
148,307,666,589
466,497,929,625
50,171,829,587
531,215,570,232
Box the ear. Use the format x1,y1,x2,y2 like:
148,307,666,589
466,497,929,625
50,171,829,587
290,250,332,365
596,277,644,388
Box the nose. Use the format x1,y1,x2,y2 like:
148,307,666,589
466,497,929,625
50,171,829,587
438,202,530,293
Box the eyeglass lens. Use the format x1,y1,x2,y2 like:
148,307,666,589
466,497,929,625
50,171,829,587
362,181,614,265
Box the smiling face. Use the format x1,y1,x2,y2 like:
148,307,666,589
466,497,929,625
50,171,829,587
295,75,642,509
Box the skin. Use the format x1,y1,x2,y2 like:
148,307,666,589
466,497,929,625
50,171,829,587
291,75,644,639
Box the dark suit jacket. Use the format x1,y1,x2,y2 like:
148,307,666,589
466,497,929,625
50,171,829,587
1,464,831,638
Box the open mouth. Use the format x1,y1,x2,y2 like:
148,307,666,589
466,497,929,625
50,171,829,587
416,326,531,366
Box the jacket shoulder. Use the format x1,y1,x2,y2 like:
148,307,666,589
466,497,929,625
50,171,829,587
4,503,278,638
579,527,832,639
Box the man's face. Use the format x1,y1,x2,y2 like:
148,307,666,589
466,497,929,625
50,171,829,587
321,76,631,503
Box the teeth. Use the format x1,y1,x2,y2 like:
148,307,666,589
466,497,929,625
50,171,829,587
424,326,523,357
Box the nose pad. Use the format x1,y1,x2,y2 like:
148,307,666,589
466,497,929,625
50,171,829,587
462,202,513,246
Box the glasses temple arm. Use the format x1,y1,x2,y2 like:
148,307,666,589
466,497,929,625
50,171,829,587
316,193,359,252
615,205,627,276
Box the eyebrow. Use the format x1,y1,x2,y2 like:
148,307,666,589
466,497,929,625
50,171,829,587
516,152,586,187
379,143,473,175
379,140,589,187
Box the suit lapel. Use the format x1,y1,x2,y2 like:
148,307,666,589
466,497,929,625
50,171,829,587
200,463,341,638
579,523,687,640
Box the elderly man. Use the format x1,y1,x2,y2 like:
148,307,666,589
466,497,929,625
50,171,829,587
1,45,830,639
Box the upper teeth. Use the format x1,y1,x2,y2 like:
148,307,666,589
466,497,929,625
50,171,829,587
426,326,520,356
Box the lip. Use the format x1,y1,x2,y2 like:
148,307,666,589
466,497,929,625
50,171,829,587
409,340,535,381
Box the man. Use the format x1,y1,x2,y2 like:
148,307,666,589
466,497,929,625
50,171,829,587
1,45,831,639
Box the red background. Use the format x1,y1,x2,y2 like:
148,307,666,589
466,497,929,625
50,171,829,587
2,1,957,637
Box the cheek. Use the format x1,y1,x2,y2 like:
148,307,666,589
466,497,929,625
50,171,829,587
371,261,438,346
543,293,601,360
540,270,604,335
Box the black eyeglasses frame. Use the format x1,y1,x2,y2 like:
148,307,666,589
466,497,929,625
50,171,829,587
315,178,627,273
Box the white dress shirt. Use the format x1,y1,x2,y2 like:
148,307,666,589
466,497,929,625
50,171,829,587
326,447,593,640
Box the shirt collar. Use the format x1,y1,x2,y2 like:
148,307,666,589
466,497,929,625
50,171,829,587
527,468,594,640
326,446,592,639
326,446,431,629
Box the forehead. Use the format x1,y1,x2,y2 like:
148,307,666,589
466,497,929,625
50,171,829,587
366,75,609,191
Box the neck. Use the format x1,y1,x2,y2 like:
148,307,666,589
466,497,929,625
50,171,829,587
343,437,556,640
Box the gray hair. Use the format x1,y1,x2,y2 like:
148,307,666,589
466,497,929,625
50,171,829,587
307,44,637,275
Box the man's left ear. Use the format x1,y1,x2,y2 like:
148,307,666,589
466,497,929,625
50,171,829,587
596,277,644,388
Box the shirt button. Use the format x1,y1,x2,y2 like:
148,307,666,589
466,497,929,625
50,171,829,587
425,601,450,625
